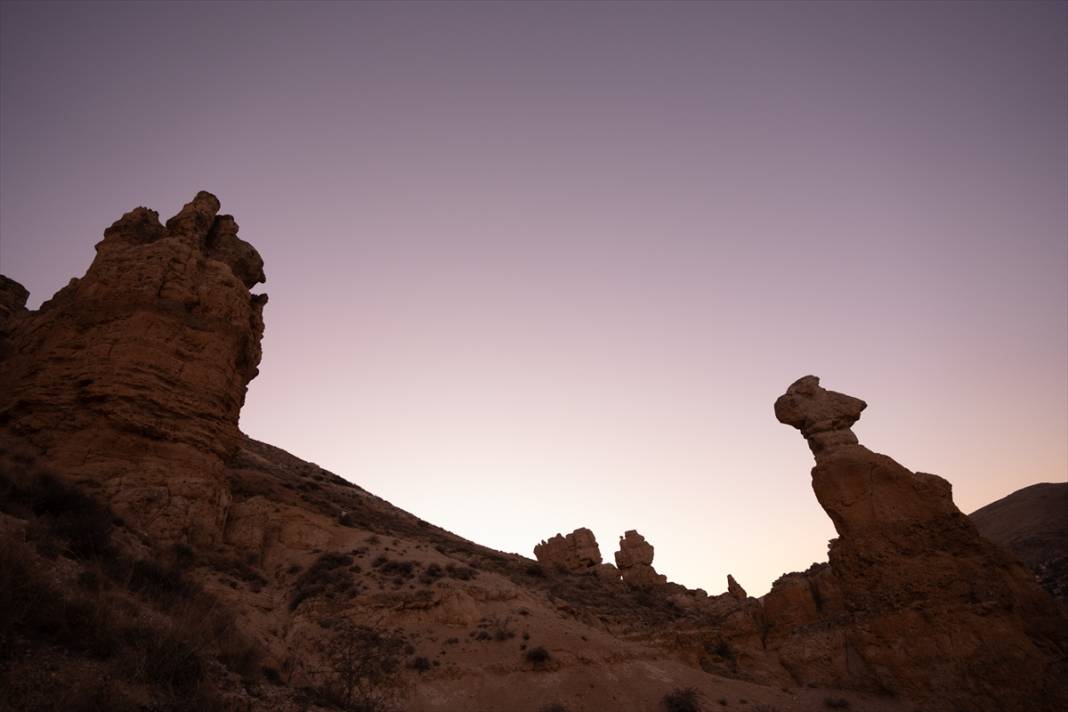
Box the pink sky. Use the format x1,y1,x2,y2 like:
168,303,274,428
1,1,1065,594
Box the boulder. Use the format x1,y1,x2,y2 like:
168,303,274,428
534,527,603,573
614,530,667,588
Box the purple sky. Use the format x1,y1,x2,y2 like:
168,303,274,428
2,1,1065,595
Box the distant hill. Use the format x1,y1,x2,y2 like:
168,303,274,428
971,482,1068,602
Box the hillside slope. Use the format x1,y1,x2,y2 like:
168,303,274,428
971,482,1068,602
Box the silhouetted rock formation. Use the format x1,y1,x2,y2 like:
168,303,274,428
771,375,1068,711
726,574,747,601
614,530,667,588
0,191,266,546
2,197,1065,712
534,527,604,573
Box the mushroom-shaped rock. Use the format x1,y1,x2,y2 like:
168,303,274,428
774,375,866,458
769,376,1068,710
534,527,603,573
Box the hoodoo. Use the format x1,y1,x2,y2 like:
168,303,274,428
768,375,1068,711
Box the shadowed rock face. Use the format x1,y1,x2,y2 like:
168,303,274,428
769,375,1068,711
0,192,266,545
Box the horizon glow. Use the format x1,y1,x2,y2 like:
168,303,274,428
1,1,1065,595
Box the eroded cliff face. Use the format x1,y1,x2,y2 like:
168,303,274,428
768,375,1068,710
0,192,266,546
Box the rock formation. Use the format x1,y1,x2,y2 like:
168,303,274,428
534,527,605,574
769,375,1068,711
2,196,1066,711
614,530,667,588
726,574,747,601
0,191,266,546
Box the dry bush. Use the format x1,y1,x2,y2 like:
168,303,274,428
0,461,262,707
313,622,406,711
291,551,357,610
663,687,703,712
525,646,551,668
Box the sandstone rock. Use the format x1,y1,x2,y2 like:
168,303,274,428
726,574,747,601
0,275,28,322
0,191,266,546
534,527,603,573
774,375,866,457
614,530,667,588
770,375,1068,712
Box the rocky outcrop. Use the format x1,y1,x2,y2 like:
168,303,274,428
614,530,667,588
726,574,747,601
534,527,604,574
0,192,266,546
769,375,1068,712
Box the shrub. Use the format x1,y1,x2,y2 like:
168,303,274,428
445,563,476,580
525,646,551,668
711,639,734,660
124,624,205,693
7,470,117,560
824,698,850,709
408,656,431,673
489,616,515,641
317,622,406,711
290,552,356,610
419,563,444,584
126,558,194,602
663,687,703,712
376,559,417,578
540,705,568,712
0,542,120,659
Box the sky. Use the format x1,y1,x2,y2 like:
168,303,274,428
1,0,1065,596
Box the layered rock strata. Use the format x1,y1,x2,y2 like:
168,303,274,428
0,192,266,546
615,530,667,588
534,527,605,574
767,375,1068,711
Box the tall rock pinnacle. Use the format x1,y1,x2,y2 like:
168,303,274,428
769,375,1068,710
0,192,267,545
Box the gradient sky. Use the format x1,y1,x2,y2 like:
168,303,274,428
1,1,1065,595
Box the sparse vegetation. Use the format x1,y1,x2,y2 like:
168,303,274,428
314,622,406,711
525,645,551,668
0,459,264,709
712,639,735,661
663,687,703,712
408,656,431,673
290,551,357,610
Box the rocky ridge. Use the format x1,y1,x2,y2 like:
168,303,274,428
971,482,1068,602
0,194,1064,712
